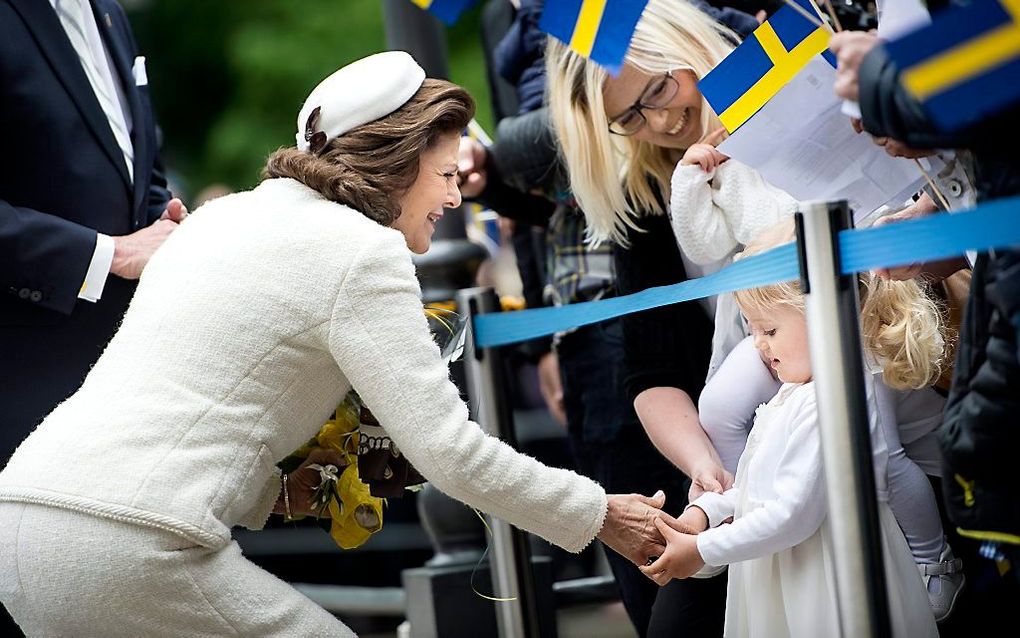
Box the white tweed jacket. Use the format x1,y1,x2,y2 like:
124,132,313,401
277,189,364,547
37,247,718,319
0,178,607,552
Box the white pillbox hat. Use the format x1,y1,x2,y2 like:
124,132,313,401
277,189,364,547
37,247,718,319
295,51,426,153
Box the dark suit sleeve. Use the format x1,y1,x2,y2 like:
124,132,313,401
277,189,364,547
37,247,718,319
0,201,97,315
614,212,714,404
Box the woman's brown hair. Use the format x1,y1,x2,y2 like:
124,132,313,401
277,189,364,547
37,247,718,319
263,78,475,226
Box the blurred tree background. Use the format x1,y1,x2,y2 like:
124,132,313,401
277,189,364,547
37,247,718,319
124,0,493,202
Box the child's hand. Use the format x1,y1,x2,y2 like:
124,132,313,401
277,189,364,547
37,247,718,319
639,518,707,585
673,506,710,534
680,144,729,172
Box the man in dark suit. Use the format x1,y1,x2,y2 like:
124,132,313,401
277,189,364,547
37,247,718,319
0,0,184,467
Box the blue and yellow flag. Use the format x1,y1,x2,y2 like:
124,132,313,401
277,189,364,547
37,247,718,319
886,0,1020,131
409,0,477,25
699,0,833,133
539,0,650,74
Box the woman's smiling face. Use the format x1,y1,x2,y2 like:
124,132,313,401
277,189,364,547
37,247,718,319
393,132,462,254
602,65,704,149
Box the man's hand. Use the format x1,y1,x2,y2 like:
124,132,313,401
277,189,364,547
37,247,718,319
597,491,669,567
159,197,189,222
457,137,488,199
830,31,880,102
870,137,934,159
537,351,566,426
640,518,706,585
110,219,179,279
872,194,967,280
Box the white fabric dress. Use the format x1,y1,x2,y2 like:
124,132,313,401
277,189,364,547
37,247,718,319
691,383,937,638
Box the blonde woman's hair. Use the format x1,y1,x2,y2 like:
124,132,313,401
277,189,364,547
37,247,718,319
733,221,947,390
545,0,736,245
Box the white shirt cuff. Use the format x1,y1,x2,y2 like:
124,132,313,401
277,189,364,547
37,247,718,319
78,233,115,302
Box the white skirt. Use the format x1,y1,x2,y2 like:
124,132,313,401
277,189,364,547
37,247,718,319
722,504,938,638
0,502,354,637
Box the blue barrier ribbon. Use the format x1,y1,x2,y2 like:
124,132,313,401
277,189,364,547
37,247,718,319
474,195,1020,349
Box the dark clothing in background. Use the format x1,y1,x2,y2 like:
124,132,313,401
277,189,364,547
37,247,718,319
857,28,1020,611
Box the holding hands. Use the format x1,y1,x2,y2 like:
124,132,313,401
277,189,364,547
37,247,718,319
640,511,709,585
598,491,671,568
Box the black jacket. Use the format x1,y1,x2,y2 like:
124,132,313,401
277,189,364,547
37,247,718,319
857,41,1020,545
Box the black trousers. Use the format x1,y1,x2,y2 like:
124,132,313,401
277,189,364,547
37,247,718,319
559,319,726,637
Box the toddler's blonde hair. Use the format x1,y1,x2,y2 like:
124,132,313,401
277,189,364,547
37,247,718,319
733,221,947,390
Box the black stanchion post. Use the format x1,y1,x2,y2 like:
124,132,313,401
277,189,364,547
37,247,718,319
797,201,891,638
458,286,545,638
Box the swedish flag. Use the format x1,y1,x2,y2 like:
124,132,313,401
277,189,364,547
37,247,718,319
886,0,1020,131
409,0,476,25
539,0,650,74
699,0,833,133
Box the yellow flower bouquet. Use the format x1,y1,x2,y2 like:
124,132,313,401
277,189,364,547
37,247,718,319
278,305,466,550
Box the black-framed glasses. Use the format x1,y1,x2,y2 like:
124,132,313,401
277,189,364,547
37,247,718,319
608,73,679,136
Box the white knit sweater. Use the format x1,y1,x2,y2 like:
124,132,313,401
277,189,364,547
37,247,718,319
670,159,799,376
0,178,608,552
669,159,798,266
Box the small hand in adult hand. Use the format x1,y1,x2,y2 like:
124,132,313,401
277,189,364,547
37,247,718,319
457,137,488,199
680,144,729,172
661,505,709,536
110,218,179,279
640,519,706,585
279,448,350,518
597,491,668,567
830,31,880,102
537,351,566,426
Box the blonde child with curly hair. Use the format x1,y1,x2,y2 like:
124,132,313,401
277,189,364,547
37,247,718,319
639,221,941,636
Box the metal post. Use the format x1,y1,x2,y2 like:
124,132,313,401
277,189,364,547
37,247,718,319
457,287,542,638
797,201,892,638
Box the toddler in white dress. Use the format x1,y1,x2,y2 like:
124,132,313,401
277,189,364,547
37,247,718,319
641,222,942,637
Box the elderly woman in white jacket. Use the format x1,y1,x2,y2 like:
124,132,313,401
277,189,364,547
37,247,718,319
0,52,668,637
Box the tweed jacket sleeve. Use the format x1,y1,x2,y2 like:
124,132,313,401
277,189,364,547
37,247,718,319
327,232,608,553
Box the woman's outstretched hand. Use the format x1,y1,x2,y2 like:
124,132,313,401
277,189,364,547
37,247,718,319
274,448,350,519
597,491,669,567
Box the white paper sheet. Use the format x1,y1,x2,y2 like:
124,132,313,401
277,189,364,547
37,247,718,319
876,0,931,39
718,58,925,222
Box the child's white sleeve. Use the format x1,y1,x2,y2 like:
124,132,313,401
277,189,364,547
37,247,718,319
695,391,826,566
689,488,738,528
669,160,799,266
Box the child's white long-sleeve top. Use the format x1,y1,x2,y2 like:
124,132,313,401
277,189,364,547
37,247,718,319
669,159,798,267
689,382,937,638
691,383,824,565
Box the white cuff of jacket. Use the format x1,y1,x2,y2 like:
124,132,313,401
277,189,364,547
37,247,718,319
78,233,115,302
